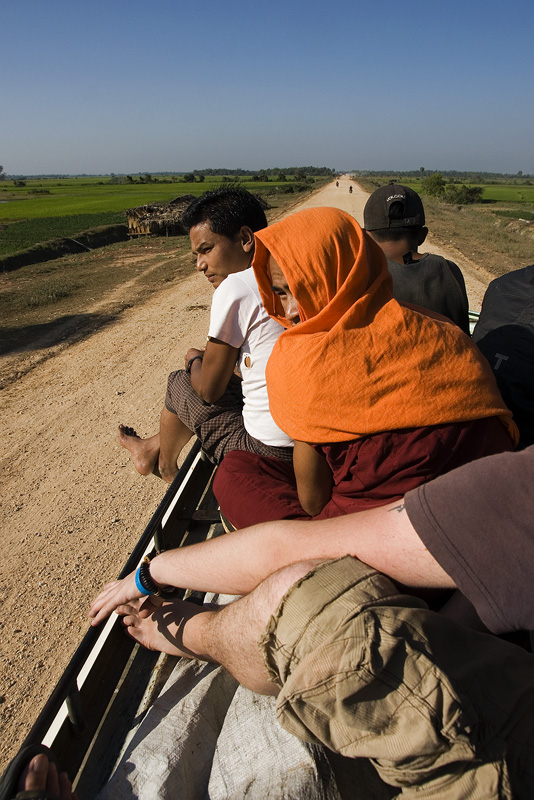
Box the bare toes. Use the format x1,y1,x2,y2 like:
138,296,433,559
118,424,139,438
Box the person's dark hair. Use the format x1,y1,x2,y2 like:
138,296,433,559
182,187,267,237
368,201,421,247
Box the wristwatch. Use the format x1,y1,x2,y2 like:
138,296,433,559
135,556,174,597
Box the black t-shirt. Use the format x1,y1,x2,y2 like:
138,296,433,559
387,253,470,334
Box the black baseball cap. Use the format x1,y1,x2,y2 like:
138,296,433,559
364,184,425,231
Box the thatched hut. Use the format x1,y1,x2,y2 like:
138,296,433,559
126,194,196,237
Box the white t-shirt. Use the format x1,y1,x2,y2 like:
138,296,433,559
208,267,293,448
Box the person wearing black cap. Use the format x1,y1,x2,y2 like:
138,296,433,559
364,184,470,334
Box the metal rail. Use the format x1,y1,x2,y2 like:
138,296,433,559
17,441,218,797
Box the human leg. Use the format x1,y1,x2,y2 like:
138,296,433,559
214,417,515,530
125,368,290,486
118,409,193,483
261,557,534,798
165,370,250,465
118,365,239,483
213,450,308,527
119,560,326,697
118,425,161,476
157,406,194,483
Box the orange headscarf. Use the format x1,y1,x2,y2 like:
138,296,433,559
253,207,517,444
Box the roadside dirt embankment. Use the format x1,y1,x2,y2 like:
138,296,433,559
0,223,130,272
0,177,494,770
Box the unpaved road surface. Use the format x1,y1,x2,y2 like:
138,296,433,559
0,178,493,769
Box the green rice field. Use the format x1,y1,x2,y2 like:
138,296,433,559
393,180,534,205
0,177,264,222
478,184,534,203
0,175,315,259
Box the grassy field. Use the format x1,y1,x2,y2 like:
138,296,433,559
0,213,126,257
0,177,274,221
0,188,316,382
0,174,324,257
479,184,534,204
355,175,534,275
360,178,534,208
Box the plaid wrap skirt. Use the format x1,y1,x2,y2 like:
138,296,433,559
165,369,293,465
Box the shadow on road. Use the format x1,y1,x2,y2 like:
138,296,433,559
0,312,118,356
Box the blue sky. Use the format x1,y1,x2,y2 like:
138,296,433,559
3,0,533,175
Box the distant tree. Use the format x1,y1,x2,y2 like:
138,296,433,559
183,172,195,183
277,172,287,181
197,174,205,183
294,168,307,181
443,184,483,205
14,179,26,187
257,170,270,182
0,165,5,181
420,167,425,176
126,175,134,183
421,173,445,197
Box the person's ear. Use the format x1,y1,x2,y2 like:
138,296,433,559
418,227,428,246
240,226,255,252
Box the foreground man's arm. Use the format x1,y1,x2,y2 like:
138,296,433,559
89,500,453,626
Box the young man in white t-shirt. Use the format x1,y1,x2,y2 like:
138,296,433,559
119,187,292,483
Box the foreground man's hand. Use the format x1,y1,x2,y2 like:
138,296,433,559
88,570,143,626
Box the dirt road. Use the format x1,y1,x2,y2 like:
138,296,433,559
0,179,493,768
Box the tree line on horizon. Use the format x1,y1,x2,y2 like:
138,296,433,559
356,168,532,183
6,164,531,184
1,166,336,181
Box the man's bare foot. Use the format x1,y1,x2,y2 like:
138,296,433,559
118,425,161,476
117,597,215,661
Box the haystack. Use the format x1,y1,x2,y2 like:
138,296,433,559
126,194,196,237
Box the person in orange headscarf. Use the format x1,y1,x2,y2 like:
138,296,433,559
213,207,517,529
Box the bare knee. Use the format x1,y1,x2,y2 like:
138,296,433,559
205,560,327,696
256,559,327,615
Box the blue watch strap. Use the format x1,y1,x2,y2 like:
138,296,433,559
135,566,152,596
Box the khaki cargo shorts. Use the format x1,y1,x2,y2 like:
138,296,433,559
260,556,534,799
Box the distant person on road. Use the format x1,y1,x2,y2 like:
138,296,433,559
348,184,352,193
473,264,534,448
119,187,293,483
364,184,470,334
